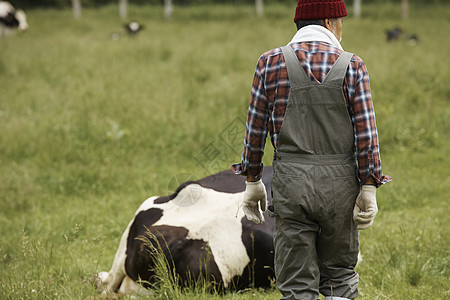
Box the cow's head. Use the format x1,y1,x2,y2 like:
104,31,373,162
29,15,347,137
15,10,27,31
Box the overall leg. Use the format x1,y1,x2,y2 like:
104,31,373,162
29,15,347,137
317,173,360,299
272,169,321,300
274,216,320,300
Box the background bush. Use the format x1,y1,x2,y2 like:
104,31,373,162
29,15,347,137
10,0,449,9
0,2,448,299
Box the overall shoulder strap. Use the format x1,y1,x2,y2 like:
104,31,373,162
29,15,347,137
323,51,353,85
281,45,312,88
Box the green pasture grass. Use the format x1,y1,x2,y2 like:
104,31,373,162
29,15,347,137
0,2,449,299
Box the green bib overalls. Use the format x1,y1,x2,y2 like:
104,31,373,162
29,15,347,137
269,45,360,300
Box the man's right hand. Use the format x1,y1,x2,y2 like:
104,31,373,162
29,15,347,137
353,185,378,230
242,179,267,224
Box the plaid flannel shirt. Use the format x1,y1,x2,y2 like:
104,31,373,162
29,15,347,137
232,42,391,187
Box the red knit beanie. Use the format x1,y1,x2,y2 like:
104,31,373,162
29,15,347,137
294,0,347,22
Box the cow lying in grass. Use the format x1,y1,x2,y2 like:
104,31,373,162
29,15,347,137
95,168,275,296
0,1,28,37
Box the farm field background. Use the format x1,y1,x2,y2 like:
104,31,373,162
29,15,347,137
0,2,449,299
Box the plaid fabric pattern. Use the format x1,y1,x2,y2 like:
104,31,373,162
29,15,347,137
232,42,391,186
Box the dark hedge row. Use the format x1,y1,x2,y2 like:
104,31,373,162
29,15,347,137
10,0,447,9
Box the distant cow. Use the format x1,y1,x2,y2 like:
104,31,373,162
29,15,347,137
385,26,419,45
124,21,144,35
385,26,402,41
0,1,28,37
95,168,275,296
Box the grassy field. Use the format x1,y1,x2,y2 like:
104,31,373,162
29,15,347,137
0,2,449,299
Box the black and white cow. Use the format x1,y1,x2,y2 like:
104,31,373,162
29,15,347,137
124,21,144,35
95,167,275,296
0,1,28,37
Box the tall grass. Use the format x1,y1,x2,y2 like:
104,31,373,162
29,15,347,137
134,229,224,299
0,2,449,299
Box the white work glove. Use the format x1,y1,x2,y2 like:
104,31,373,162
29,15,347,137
242,179,267,224
353,185,378,230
